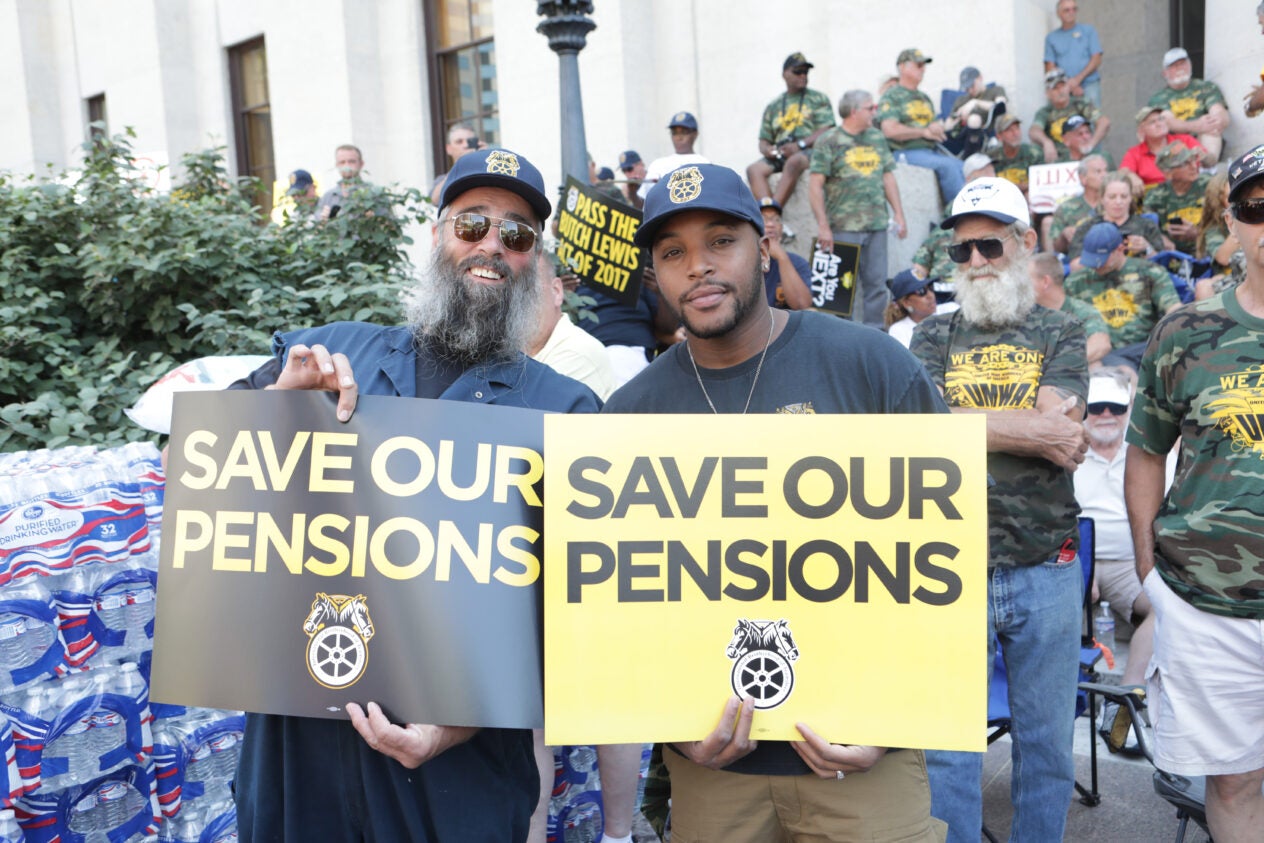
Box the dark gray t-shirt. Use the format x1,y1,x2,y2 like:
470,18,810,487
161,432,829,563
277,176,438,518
604,310,948,775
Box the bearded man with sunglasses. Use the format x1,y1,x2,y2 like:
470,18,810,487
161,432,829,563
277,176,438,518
910,177,1090,843
1126,145,1264,843
228,148,601,843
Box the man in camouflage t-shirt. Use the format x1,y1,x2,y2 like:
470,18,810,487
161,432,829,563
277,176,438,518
747,52,837,209
1142,142,1210,254
989,115,1044,195
1065,223,1181,367
809,89,907,327
1030,251,1112,364
1125,145,1264,840
878,48,965,202
1148,47,1230,163
1050,155,1109,253
911,177,1089,843
1030,68,1110,163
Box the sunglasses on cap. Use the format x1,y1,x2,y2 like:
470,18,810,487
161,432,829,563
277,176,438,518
447,212,538,253
1087,402,1128,416
1231,199,1264,225
947,234,1015,264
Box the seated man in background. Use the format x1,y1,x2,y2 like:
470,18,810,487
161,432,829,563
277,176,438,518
1147,47,1230,163
747,52,836,208
1030,251,1112,365
990,114,1044,197
1142,142,1209,255
1074,371,1155,755
1031,69,1110,163
1049,154,1108,254
1121,106,1208,187
879,47,965,203
759,197,812,310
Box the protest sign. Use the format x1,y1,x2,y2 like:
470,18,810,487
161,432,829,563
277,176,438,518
555,176,644,306
151,390,548,728
1028,161,1083,215
807,243,861,316
543,414,989,752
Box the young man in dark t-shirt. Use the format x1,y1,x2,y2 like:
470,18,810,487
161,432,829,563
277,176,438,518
605,162,947,842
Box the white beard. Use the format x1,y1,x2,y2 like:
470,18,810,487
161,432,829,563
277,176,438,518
952,256,1037,329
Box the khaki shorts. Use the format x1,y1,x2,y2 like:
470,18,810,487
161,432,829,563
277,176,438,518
1096,559,1144,621
664,747,946,842
1144,569,1264,777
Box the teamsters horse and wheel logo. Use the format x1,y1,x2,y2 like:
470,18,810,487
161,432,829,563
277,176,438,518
725,618,801,709
303,593,375,689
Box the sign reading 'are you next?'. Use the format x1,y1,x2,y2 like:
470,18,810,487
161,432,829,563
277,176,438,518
555,176,644,306
543,414,990,752
151,390,549,728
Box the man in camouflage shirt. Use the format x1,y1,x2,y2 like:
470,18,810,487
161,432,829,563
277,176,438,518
1031,68,1110,163
747,52,837,209
1050,154,1108,253
809,89,908,326
1065,222,1181,369
989,114,1044,196
1148,47,1230,163
878,47,965,202
1142,142,1209,254
1030,251,1112,364
911,177,1089,843
1125,144,1264,842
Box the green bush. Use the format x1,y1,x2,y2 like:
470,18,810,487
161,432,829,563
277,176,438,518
0,129,431,452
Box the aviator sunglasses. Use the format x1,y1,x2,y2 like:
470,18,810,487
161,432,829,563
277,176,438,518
947,233,1015,264
1231,199,1264,225
448,212,538,253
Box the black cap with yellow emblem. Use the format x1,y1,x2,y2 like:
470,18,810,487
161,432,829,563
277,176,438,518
1229,144,1264,202
438,147,552,224
634,163,764,248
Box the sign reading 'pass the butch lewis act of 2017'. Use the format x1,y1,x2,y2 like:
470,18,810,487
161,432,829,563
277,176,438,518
555,176,645,307
151,390,548,728
543,414,989,752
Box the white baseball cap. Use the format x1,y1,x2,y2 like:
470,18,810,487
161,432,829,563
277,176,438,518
940,177,1031,229
1087,376,1131,407
1163,47,1190,68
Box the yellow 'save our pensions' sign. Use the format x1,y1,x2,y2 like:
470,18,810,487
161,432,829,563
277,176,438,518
544,414,989,753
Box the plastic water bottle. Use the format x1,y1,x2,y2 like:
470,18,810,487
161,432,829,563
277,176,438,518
67,787,105,836
1095,601,1116,655
0,579,57,678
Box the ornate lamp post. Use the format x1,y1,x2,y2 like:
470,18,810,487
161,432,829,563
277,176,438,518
536,1,596,188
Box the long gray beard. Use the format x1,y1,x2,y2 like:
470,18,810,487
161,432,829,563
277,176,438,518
405,246,541,366
952,258,1036,330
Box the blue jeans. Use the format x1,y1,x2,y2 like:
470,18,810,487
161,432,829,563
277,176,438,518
897,149,966,204
834,229,889,328
1080,78,1102,107
925,554,1082,842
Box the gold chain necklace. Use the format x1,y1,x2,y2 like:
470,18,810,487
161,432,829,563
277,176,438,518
685,309,776,414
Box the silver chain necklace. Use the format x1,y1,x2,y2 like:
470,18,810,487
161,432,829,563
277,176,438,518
685,309,776,414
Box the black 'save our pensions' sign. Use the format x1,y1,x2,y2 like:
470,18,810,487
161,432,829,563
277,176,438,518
555,176,644,307
151,391,547,728
808,242,862,317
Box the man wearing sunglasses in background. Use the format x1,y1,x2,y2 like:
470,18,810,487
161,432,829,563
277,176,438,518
229,147,601,843
911,177,1089,843
1126,144,1264,843
747,53,836,209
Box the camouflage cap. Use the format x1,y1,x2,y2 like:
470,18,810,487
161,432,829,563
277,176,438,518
1156,141,1197,171
1044,68,1068,88
994,114,1021,132
1228,144,1264,202
1135,105,1164,124
635,163,763,248
783,52,814,70
897,48,932,65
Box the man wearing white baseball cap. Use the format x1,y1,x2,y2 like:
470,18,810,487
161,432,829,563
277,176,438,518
1147,46,1230,164
911,177,1090,842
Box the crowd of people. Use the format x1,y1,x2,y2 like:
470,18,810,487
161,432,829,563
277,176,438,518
221,5,1264,843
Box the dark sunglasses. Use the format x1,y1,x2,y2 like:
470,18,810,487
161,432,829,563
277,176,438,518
947,234,1014,264
790,67,810,75
908,285,934,297
1087,402,1128,416
448,212,538,253
1231,199,1264,225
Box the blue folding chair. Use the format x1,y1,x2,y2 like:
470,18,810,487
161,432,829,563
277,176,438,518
1150,250,1210,303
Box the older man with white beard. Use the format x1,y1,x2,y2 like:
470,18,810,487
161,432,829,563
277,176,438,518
910,177,1090,843
226,147,602,843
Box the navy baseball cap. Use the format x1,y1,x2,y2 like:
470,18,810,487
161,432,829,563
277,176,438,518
1228,144,1264,202
959,66,981,89
668,111,698,131
1063,114,1089,133
287,169,314,195
1081,223,1123,269
618,150,642,170
438,147,552,224
634,163,764,248
758,196,783,214
596,166,615,181
888,269,933,300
